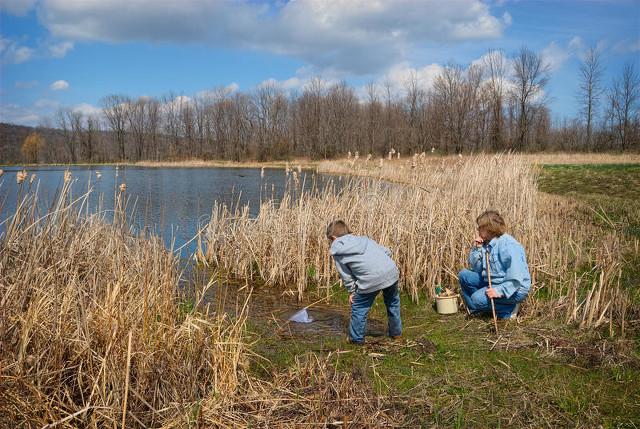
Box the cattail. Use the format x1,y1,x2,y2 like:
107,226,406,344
260,167,265,179
458,153,463,158
16,170,27,184
379,158,383,168
64,170,72,183
297,165,302,174
30,174,36,184
397,151,400,160
0,169,4,177
354,151,359,161
431,147,435,153
285,162,290,176
96,171,102,179
347,151,352,160
119,183,127,192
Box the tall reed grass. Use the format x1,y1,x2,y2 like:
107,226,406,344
204,153,633,332
0,182,247,427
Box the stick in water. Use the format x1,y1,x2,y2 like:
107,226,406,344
485,251,499,334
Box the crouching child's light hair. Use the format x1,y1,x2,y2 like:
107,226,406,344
476,210,506,237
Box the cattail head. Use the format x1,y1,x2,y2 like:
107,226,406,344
297,165,302,174
431,147,435,153
0,169,4,177
64,170,72,183
119,183,127,192
260,167,265,179
379,158,383,168
354,151,359,160
96,171,102,179
347,151,352,160
16,170,27,184
30,173,36,184
397,151,400,160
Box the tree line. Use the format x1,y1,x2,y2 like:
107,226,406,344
6,46,640,164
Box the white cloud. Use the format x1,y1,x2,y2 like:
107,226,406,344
541,37,583,72
36,0,507,75
72,102,102,116
50,79,69,90
0,36,75,64
0,0,37,16
0,103,42,126
613,39,640,54
502,12,512,26
383,62,444,96
15,80,38,89
48,41,74,58
0,37,35,63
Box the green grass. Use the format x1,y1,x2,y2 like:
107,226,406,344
538,163,640,238
247,293,639,427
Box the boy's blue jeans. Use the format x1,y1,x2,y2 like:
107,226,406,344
458,269,528,318
350,282,402,344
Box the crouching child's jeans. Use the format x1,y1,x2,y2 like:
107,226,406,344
458,269,528,318
349,282,402,344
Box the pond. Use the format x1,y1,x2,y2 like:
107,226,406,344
0,165,336,257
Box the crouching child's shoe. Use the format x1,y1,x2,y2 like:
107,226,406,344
500,303,521,320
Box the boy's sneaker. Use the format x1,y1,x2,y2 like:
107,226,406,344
347,337,365,345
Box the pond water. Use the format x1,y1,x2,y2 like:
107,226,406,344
0,165,336,257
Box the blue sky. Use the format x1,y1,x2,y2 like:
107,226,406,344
1,0,638,126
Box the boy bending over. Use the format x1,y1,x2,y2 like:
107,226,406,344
327,220,402,344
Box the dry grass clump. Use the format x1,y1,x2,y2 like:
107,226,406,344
186,353,412,428
0,182,247,428
205,153,632,332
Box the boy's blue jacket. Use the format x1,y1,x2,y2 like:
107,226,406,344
330,234,399,294
467,233,531,299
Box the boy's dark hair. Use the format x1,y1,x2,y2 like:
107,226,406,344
326,220,351,238
476,210,506,237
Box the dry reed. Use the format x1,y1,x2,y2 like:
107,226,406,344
0,183,247,428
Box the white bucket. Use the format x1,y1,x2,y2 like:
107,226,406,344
435,295,459,314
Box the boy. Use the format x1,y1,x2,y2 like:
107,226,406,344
326,220,402,344
458,210,531,319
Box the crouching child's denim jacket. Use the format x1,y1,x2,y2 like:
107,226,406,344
467,233,531,299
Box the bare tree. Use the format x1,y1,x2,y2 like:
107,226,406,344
578,46,605,149
101,95,130,160
483,49,507,150
55,108,77,163
128,97,147,161
511,46,550,149
608,62,640,151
